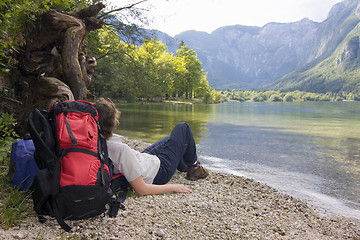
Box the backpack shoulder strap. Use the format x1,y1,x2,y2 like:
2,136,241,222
108,174,130,217
29,108,71,231
51,168,71,231
28,108,57,170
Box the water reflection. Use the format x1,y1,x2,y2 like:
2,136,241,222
114,103,210,143
114,101,360,219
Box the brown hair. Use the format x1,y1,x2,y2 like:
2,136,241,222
94,98,120,140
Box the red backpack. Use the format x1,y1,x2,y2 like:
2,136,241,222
29,101,128,231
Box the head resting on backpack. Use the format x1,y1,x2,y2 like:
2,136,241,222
94,98,120,140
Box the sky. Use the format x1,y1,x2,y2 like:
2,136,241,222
110,0,343,37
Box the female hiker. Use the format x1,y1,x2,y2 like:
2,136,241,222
94,98,209,196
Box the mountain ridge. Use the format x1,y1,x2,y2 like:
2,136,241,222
270,0,360,93
154,0,360,93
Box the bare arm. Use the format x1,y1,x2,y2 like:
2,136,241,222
129,176,192,196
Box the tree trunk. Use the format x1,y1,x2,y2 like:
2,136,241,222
11,3,105,136
57,10,88,100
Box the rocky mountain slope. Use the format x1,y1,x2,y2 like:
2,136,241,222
157,0,360,92
271,0,360,93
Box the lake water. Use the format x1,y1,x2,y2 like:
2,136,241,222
115,101,360,220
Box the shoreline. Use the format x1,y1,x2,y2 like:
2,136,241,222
1,136,359,239
1,170,359,239
206,165,360,222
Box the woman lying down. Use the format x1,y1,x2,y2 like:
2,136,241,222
94,98,209,196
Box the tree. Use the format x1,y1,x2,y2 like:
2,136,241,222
135,39,169,99
176,42,203,99
1,0,90,117
0,0,151,134
87,26,132,98
6,2,106,134
283,93,295,102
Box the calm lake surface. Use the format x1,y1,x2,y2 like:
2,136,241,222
115,101,360,220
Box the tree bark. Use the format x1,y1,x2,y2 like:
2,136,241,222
11,3,105,135
55,10,88,100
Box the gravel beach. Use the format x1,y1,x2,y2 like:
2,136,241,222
1,136,359,239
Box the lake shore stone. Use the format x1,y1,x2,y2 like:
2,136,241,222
1,135,359,239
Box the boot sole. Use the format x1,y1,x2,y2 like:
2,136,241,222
186,172,209,181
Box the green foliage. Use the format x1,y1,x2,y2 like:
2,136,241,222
283,93,295,102
0,113,19,166
175,42,204,99
88,28,219,103
220,89,359,102
204,89,222,104
0,111,30,229
0,169,32,230
269,94,283,102
0,0,220,104
0,0,91,75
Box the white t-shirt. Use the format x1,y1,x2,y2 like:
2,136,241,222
107,135,161,184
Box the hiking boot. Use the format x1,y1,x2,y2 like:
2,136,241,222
186,161,209,181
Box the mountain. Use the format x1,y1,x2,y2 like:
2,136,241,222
270,0,360,93
154,0,360,92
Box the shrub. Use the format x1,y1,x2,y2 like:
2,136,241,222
0,171,32,230
0,113,19,166
269,94,283,102
283,93,295,102
0,113,30,230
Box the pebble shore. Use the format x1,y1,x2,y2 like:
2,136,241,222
1,136,359,239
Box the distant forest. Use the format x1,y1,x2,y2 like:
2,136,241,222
220,90,360,102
